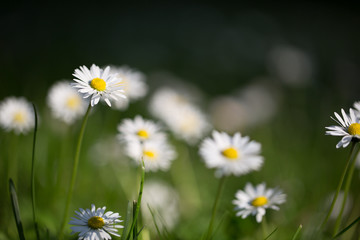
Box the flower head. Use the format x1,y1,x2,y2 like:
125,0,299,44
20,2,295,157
325,108,360,148
199,130,263,177
69,204,123,240
72,64,126,107
110,65,148,110
0,97,34,134
233,183,286,223
117,115,165,143
124,138,176,172
149,87,210,144
47,81,88,124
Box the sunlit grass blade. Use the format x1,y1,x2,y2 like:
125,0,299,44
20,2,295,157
133,200,138,240
59,103,91,239
121,201,133,240
204,176,226,240
321,143,356,229
9,178,26,240
264,227,278,240
332,144,360,236
126,160,145,240
333,216,360,239
147,204,164,239
31,103,40,240
291,224,303,240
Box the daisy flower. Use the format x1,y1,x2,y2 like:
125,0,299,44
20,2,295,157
0,97,34,134
117,115,165,142
149,87,210,144
47,81,88,124
199,130,263,177
325,108,360,148
72,64,126,107
110,65,148,110
69,204,123,240
125,139,176,172
233,183,286,223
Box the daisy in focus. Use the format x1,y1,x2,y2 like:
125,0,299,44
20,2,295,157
117,115,165,143
124,138,176,172
0,97,34,134
325,108,360,148
110,65,148,110
72,64,126,107
47,81,88,124
69,204,123,240
199,130,263,177
233,182,286,223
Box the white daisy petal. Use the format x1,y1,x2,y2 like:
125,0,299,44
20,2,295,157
233,183,286,223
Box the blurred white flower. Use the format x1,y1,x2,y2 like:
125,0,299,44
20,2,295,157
125,139,176,172
72,64,126,107
233,182,286,223
69,204,123,240
0,97,34,134
149,87,210,144
47,81,88,124
325,108,360,148
141,180,180,232
117,115,165,143
326,191,353,220
199,130,263,177
268,45,313,87
210,81,279,133
110,65,148,110
88,136,126,166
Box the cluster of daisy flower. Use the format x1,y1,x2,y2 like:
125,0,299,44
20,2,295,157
117,115,177,172
199,130,286,223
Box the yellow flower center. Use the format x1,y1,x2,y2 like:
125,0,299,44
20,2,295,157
90,78,106,91
251,196,268,207
137,129,149,139
143,150,156,159
87,216,105,229
348,123,360,136
66,96,80,109
13,112,25,123
222,147,238,160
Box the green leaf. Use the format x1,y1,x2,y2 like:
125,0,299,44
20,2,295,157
9,178,26,240
333,216,360,239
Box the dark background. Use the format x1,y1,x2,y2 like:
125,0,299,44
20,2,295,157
1,2,360,105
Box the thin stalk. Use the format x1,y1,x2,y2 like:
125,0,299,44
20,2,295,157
58,103,91,239
262,217,269,239
30,104,40,239
291,224,303,240
333,144,360,236
204,176,226,240
126,160,145,240
133,200,138,240
321,142,356,229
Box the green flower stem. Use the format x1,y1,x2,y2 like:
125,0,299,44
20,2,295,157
262,217,269,239
333,143,360,236
321,142,356,229
58,103,92,240
126,160,145,240
30,104,40,240
204,176,226,240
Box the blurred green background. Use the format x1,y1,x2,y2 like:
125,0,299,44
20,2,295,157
1,2,360,239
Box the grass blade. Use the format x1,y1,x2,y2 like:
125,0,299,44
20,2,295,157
264,227,278,240
333,216,360,239
9,178,26,240
121,201,133,240
291,224,303,240
147,204,164,239
31,103,40,240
